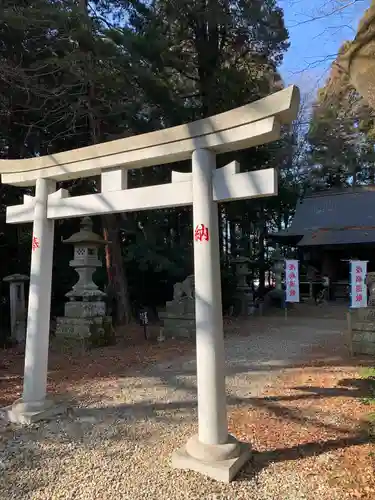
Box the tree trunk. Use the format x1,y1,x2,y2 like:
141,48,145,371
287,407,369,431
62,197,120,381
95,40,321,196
194,1,221,117
102,214,131,325
258,206,266,297
79,0,132,327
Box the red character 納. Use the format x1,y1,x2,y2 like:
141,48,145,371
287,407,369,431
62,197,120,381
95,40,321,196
194,224,209,242
32,236,40,252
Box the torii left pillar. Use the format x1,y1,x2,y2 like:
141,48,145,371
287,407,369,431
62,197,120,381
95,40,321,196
5,178,64,424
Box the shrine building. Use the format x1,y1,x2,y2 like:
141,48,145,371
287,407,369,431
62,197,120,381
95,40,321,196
270,187,375,298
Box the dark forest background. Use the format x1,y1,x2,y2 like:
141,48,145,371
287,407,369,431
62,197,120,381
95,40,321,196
0,1,374,339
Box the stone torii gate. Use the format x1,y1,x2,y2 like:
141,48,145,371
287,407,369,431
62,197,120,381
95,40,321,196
0,85,299,482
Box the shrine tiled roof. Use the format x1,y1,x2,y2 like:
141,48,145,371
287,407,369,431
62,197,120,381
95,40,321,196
270,188,375,246
297,228,375,246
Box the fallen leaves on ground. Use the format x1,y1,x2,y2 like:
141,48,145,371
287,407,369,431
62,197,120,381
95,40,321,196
229,362,375,499
1,318,375,498
0,318,243,408
0,327,194,407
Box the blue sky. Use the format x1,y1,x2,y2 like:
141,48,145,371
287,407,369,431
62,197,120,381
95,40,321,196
278,0,371,98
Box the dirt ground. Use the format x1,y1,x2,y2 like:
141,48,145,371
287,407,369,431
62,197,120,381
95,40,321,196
0,316,374,500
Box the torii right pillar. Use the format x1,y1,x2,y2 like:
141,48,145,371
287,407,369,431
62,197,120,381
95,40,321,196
171,149,251,482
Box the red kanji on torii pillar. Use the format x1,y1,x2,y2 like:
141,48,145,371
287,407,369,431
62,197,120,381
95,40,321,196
194,224,209,242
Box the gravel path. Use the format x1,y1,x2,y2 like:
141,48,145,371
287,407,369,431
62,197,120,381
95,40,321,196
0,318,348,500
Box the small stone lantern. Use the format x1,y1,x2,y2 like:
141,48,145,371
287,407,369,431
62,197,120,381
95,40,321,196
272,248,284,291
231,256,252,315
55,217,113,345
266,248,285,308
3,273,29,344
233,257,251,290
366,272,375,306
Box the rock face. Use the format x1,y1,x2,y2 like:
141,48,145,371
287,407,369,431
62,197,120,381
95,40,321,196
339,2,375,109
159,276,196,339
337,4,375,353
350,272,375,355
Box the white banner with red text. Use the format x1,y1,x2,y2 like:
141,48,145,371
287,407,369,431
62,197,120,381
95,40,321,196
350,260,367,309
285,259,300,303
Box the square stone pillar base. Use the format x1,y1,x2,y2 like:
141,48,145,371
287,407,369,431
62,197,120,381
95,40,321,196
171,434,251,483
1,398,66,425
350,307,375,355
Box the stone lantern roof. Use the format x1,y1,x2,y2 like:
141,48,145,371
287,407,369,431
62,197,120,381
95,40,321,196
62,217,107,246
3,273,29,283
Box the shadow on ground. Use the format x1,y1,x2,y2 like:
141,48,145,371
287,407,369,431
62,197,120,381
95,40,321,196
238,432,371,482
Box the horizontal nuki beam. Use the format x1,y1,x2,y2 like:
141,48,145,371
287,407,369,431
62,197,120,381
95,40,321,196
6,165,277,224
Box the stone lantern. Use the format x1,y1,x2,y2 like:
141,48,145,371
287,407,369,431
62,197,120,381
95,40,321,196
3,273,29,344
266,248,285,308
366,272,375,306
55,217,113,345
271,248,284,291
231,256,252,315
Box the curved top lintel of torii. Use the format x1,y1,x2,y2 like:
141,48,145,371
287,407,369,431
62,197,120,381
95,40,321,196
0,85,300,187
